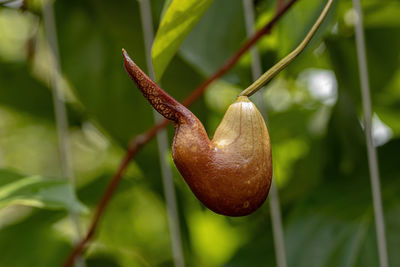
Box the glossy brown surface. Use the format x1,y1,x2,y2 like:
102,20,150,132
123,50,272,216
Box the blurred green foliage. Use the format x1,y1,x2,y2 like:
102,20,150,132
0,169,87,212
152,0,214,79
0,0,399,266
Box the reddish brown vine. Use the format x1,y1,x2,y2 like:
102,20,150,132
63,1,298,266
276,0,286,14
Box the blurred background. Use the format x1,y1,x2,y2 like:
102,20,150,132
0,0,399,266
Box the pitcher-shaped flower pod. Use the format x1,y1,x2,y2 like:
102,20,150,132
123,50,272,216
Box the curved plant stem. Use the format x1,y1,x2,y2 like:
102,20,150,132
180,0,298,107
352,0,389,266
242,1,287,267
138,0,185,266
63,1,298,266
42,1,85,267
276,0,286,13
239,0,334,97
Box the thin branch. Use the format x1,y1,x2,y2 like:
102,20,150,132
62,129,157,267
63,1,298,265
43,1,85,266
42,0,73,189
242,1,287,267
182,0,298,107
268,182,287,266
352,0,389,266
243,1,287,266
276,0,286,14
242,0,262,82
42,1,85,267
138,0,185,266
239,0,334,97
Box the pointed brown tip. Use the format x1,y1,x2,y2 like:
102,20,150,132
122,48,130,63
122,49,137,79
122,48,127,60
122,48,130,61
121,48,188,123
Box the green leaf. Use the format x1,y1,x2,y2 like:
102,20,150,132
0,169,87,213
0,211,72,267
95,186,172,266
284,163,400,267
160,0,174,19
54,0,206,146
0,61,81,125
363,0,400,28
282,92,400,266
278,0,335,57
179,0,246,78
325,26,400,138
0,62,54,120
152,0,215,80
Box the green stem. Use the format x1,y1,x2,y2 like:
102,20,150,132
239,0,334,97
